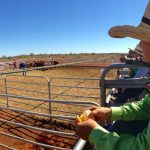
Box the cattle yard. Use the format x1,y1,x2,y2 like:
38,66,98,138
0,54,118,150
0,66,105,150
0,53,121,70
0,67,102,113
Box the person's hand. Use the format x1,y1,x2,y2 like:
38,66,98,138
75,118,99,140
88,106,112,122
120,56,126,63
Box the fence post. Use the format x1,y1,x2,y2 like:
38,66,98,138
48,81,51,115
4,75,9,107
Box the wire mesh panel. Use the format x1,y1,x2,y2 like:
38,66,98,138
2,75,50,115
49,77,100,116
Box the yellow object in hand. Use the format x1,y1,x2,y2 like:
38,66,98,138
77,110,91,122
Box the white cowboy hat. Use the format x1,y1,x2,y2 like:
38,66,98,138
129,44,143,56
109,1,150,43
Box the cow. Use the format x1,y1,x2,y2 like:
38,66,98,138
34,61,45,67
51,60,59,65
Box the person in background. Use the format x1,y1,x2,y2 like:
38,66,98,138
127,49,134,58
112,44,150,104
120,44,150,78
22,62,27,76
13,61,17,70
75,0,150,150
120,44,144,78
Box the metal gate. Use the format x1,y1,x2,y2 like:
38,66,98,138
0,74,100,150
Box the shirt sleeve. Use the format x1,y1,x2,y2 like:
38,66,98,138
89,121,150,150
111,94,150,121
89,94,150,150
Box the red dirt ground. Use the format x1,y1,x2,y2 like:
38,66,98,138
0,109,78,150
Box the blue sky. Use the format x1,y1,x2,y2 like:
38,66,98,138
0,0,148,56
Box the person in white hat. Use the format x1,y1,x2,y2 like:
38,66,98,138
133,44,143,57
120,44,150,78
120,44,143,78
75,1,150,150
120,44,143,64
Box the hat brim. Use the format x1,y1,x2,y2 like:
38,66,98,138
134,50,143,56
108,25,150,43
128,48,134,51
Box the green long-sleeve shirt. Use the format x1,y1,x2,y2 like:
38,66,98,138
89,94,150,150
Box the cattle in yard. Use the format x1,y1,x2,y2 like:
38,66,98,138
50,60,59,65
34,61,45,67
19,61,45,69
26,61,35,68
45,60,59,66
18,60,59,70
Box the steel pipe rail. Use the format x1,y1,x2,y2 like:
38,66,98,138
0,118,75,136
6,74,49,78
50,77,100,81
0,100,86,116
104,78,150,88
51,93,100,99
0,98,87,117
101,63,142,81
0,131,71,150
7,86,48,94
0,94,100,106
50,84,100,90
0,143,16,150
0,106,76,121
7,99,77,116
0,56,112,75
6,80,48,86
100,63,150,106
73,139,86,150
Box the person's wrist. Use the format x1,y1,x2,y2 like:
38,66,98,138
106,107,112,120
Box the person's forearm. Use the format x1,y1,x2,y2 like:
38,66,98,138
111,94,150,121
89,122,150,150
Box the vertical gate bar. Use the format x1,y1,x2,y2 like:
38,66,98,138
4,75,9,107
48,81,51,115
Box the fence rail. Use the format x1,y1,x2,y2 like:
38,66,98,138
0,74,100,150
0,93,99,150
